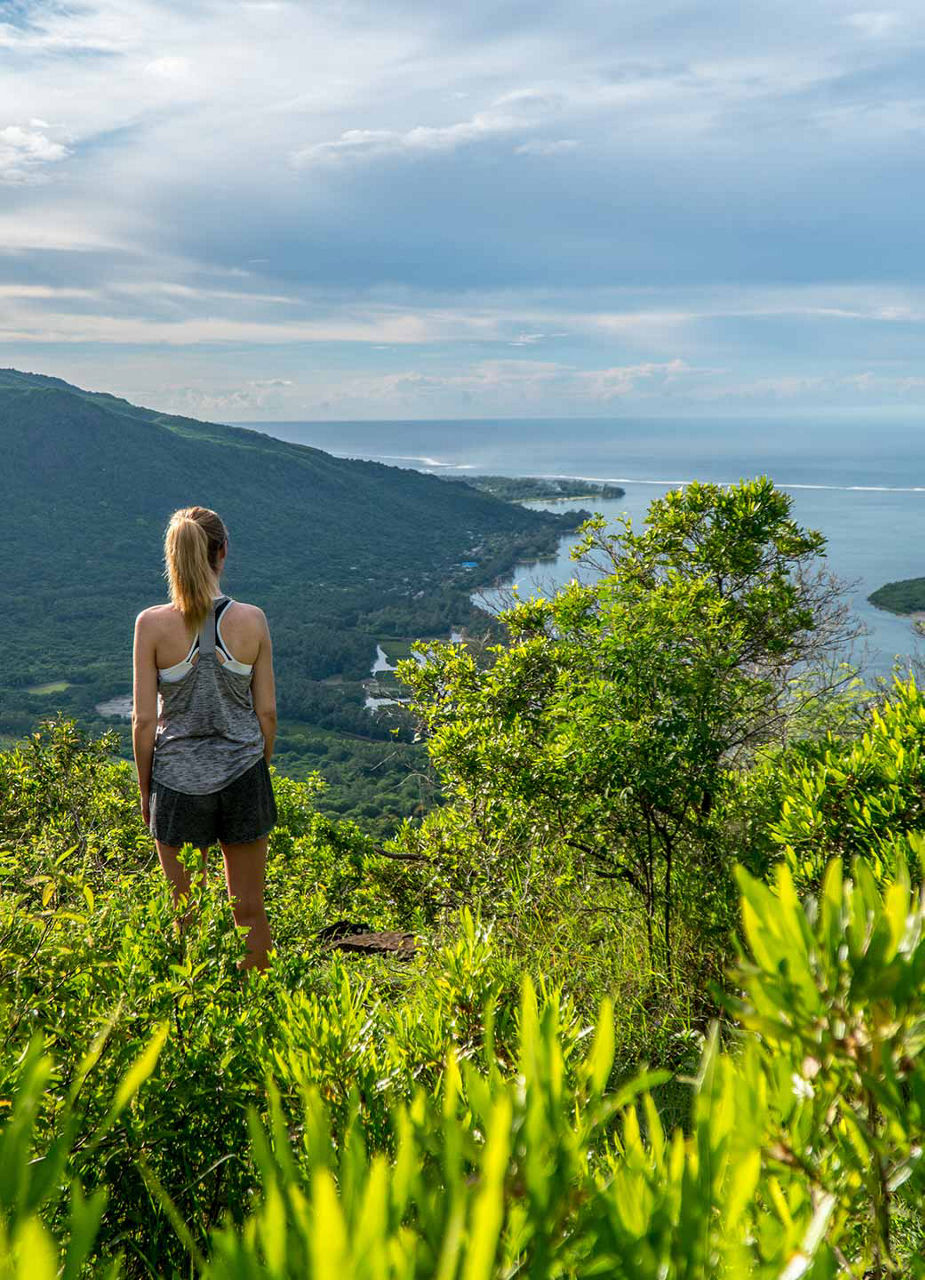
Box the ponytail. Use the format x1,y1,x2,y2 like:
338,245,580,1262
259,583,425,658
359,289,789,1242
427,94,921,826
163,506,227,632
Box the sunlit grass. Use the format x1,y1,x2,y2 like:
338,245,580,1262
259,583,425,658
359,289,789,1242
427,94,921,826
26,680,71,695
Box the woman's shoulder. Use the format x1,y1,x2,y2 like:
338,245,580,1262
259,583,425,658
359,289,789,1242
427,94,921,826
219,601,269,665
225,600,269,627
135,603,181,633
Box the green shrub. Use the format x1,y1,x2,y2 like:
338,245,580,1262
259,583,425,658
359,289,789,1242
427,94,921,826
771,676,925,890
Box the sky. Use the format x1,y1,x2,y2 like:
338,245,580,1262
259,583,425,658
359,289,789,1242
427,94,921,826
2,0,925,421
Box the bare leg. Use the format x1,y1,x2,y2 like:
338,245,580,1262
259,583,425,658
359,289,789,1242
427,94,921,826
221,837,272,971
155,841,209,916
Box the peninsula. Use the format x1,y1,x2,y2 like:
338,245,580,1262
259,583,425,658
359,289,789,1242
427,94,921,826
869,577,925,616
443,474,625,503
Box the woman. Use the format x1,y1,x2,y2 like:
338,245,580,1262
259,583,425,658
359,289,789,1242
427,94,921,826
132,506,278,970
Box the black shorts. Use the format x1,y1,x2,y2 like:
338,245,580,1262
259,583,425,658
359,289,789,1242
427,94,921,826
149,758,277,848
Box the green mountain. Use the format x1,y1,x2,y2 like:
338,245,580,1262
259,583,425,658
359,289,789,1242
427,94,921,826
0,368,578,822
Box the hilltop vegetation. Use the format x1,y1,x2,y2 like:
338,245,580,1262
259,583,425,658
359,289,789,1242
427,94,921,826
0,368,581,830
3,477,925,1275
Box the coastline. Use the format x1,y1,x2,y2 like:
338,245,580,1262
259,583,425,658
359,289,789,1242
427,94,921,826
870,606,925,621
528,493,616,505
463,508,589,605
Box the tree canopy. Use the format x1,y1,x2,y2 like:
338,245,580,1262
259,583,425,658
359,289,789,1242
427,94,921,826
402,479,851,971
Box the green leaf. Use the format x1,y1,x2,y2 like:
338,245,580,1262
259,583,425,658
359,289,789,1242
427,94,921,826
96,1023,168,1140
587,997,615,1096
63,1183,108,1280
462,1093,512,1280
13,1218,58,1280
310,1171,349,1280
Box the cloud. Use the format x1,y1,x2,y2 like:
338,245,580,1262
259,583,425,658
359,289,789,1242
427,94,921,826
0,284,97,298
0,4,130,54
4,0,925,415
0,221,124,252
515,138,580,155
845,11,902,38
508,332,550,345
575,359,695,400
112,281,300,305
322,358,719,413
0,299,507,345
153,377,299,417
291,89,565,166
8,282,925,357
322,359,572,409
144,56,192,80
0,124,69,183
0,312,431,345
844,371,925,393
710,375,829,401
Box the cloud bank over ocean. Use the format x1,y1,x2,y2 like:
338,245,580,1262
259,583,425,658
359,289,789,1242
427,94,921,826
2,0,925,419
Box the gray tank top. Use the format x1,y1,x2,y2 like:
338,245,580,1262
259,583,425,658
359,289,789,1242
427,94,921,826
151,597,265,795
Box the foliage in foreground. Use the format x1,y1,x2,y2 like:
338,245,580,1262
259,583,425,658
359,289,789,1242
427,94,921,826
201,845,925,1280
3,851,925,1277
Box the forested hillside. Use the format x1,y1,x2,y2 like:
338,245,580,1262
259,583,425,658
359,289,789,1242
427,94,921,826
869,574,925,616
0,369,580,828
3,478,924,1276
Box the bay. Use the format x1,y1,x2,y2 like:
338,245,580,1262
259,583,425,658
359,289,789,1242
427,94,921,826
242,416,925,675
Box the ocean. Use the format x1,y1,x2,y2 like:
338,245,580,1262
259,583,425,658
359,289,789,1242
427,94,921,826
240,416,925,675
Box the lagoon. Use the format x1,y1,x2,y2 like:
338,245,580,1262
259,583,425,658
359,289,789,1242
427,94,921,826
479,486,923,677
247,415,925,676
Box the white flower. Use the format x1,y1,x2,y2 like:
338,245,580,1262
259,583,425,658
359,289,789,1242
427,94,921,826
791,1071,815,1101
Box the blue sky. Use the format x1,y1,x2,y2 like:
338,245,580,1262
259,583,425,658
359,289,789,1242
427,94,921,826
2,0,925,420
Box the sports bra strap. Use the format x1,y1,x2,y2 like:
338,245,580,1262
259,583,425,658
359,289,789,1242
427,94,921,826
198,598,221,657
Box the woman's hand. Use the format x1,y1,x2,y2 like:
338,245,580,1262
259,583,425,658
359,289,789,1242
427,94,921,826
139,788,151,827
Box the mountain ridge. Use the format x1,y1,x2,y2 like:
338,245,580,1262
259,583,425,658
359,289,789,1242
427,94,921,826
0,365,572,598
0,368,577,825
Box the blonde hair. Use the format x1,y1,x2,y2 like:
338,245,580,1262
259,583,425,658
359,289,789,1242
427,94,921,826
163,506,228,632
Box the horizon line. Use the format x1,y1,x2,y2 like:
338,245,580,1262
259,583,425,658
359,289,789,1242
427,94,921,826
230,406,925,427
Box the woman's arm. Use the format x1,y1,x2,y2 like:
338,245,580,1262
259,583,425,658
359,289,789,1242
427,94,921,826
251,609,277,762
132,611,159,825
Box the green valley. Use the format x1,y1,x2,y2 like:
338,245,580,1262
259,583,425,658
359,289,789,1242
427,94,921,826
0,368,582,831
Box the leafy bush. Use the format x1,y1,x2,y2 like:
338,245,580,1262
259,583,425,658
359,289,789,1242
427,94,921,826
771,676,925,890
399,480,845,970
